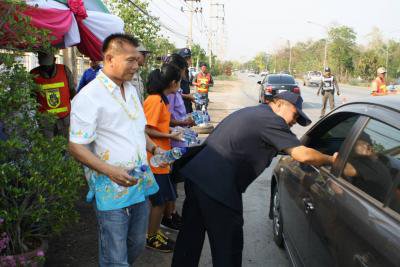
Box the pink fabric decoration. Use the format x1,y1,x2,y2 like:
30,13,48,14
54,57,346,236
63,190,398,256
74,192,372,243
23,7,72,45
67,0,88,21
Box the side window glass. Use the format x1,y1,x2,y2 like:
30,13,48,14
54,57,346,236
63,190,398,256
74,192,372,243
309,115,359,155
343,120,400,211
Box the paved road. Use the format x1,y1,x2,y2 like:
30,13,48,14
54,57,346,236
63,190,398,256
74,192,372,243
136,73,371,266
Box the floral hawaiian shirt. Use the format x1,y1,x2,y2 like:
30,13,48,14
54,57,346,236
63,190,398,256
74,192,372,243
70,70,158,211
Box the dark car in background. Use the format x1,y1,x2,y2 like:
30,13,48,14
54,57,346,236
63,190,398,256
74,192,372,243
258,74,300,103
269,96,400,267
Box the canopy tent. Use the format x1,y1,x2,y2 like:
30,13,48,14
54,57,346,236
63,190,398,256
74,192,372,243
4,0,124,60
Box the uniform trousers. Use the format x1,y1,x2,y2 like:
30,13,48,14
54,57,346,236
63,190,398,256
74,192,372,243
172,180,244,267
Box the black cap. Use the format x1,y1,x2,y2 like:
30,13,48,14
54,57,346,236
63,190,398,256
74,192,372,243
177,48,191,58
273,91,312,126
324,67,331,72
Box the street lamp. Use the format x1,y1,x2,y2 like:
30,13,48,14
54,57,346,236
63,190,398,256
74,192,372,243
307,21,329,68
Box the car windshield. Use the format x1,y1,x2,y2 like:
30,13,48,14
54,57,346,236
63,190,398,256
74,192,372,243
268,76,295,84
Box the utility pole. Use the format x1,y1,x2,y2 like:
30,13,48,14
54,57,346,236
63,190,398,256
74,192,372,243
208,0,212,67
209,2,225,64
288,40,292,74
181,0,202,50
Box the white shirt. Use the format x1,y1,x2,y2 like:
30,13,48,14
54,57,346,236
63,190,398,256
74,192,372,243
70,70,158,211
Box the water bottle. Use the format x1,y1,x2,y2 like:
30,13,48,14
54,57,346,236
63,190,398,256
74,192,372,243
193,93,205,105
150,147,188,167
183,130,199,145
128,164,149,181
191,111,204,125
202,110,210,124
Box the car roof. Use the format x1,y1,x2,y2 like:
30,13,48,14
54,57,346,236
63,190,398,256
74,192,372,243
342,95,400,113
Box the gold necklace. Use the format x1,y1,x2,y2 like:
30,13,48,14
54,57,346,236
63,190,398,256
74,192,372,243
97,74,140,120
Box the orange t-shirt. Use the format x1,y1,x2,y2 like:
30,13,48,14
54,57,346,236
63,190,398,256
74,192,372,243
144,94,171,174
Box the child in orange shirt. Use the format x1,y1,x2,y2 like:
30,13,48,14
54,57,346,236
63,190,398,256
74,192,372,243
144,63,183,252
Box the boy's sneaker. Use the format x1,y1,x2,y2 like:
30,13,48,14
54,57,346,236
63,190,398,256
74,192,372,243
161,215,181,231
146,232,174,253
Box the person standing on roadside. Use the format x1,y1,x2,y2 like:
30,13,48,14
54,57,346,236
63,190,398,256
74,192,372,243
317,67,340,118
30,52,76,138
172,92,339,267
193,62,213,109
144,63,184,252
132,43,151,104
77,60,102,93
177,48,196,113
68,33,161,267
371,67,387,94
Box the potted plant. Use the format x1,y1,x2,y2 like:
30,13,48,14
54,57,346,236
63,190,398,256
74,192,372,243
0,1,84,265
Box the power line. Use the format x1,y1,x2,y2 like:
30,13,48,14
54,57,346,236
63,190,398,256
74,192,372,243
125,0,188,40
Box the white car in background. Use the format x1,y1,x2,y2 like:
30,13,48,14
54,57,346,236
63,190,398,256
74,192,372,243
303,71,322,87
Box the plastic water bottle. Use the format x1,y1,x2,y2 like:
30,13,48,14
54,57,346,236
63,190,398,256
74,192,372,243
173,126,199,145
202,110,210,124
191,111,204,125
193,93,205,105
128,164,149,181
150,147,188,167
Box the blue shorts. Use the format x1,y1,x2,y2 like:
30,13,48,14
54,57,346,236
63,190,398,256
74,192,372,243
149,174,177,206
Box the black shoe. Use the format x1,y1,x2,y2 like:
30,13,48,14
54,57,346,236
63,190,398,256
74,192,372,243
146,232,174,253
161,216,181,231
171,212,183,225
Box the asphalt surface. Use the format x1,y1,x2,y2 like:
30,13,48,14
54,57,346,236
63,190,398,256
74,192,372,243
135,73,371,267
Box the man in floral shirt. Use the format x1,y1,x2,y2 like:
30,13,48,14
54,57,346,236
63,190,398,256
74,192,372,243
69,33,162,266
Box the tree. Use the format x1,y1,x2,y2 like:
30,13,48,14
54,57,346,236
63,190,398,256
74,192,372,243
107,0,160,54
328,26,357,81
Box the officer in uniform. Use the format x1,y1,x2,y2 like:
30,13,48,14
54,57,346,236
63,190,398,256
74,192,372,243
317,67,340,118
177,48,195,113
30,52,76,138
131,43,151,104
172,92,339,267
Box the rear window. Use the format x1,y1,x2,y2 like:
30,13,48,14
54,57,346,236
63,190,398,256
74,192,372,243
268,76,295,84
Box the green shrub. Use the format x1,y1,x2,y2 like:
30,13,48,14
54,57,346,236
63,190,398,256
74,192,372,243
0,53,84,255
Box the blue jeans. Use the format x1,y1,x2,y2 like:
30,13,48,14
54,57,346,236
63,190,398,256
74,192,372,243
95,200,149,267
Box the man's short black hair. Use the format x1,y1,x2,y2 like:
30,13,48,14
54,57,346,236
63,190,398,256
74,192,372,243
102,33,139,53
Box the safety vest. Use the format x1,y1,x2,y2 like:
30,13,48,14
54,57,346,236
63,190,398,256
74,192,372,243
196,72,212,93
31,64,71,119
322,76,334,91
372,77,386,93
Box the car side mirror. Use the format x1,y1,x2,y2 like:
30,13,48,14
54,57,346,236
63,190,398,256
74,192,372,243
257,81,262,84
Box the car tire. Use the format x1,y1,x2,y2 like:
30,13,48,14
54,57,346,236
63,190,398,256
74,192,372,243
272,185,284,248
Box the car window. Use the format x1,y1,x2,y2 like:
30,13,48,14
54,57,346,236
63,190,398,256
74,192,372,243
342,119,400,211
281,76,295,84
268,76,295,84
267,76,281,84
309,115,360,155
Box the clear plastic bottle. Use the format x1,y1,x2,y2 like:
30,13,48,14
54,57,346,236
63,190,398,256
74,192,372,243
150,147,188,167
191,111,204,125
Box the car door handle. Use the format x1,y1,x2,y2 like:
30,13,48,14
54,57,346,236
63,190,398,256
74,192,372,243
353,253,371,267
303,198,315,214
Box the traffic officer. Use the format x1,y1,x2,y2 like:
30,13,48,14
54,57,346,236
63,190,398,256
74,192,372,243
317,67,340,118
30,52,76,138
371,67,387,95
193,62,213,109
172,92,338,267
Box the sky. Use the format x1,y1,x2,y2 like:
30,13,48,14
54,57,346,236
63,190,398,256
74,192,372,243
148,0,400,62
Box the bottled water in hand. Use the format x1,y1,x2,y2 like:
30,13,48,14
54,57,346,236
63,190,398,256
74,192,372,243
150,147,188,167
173,126,200,145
